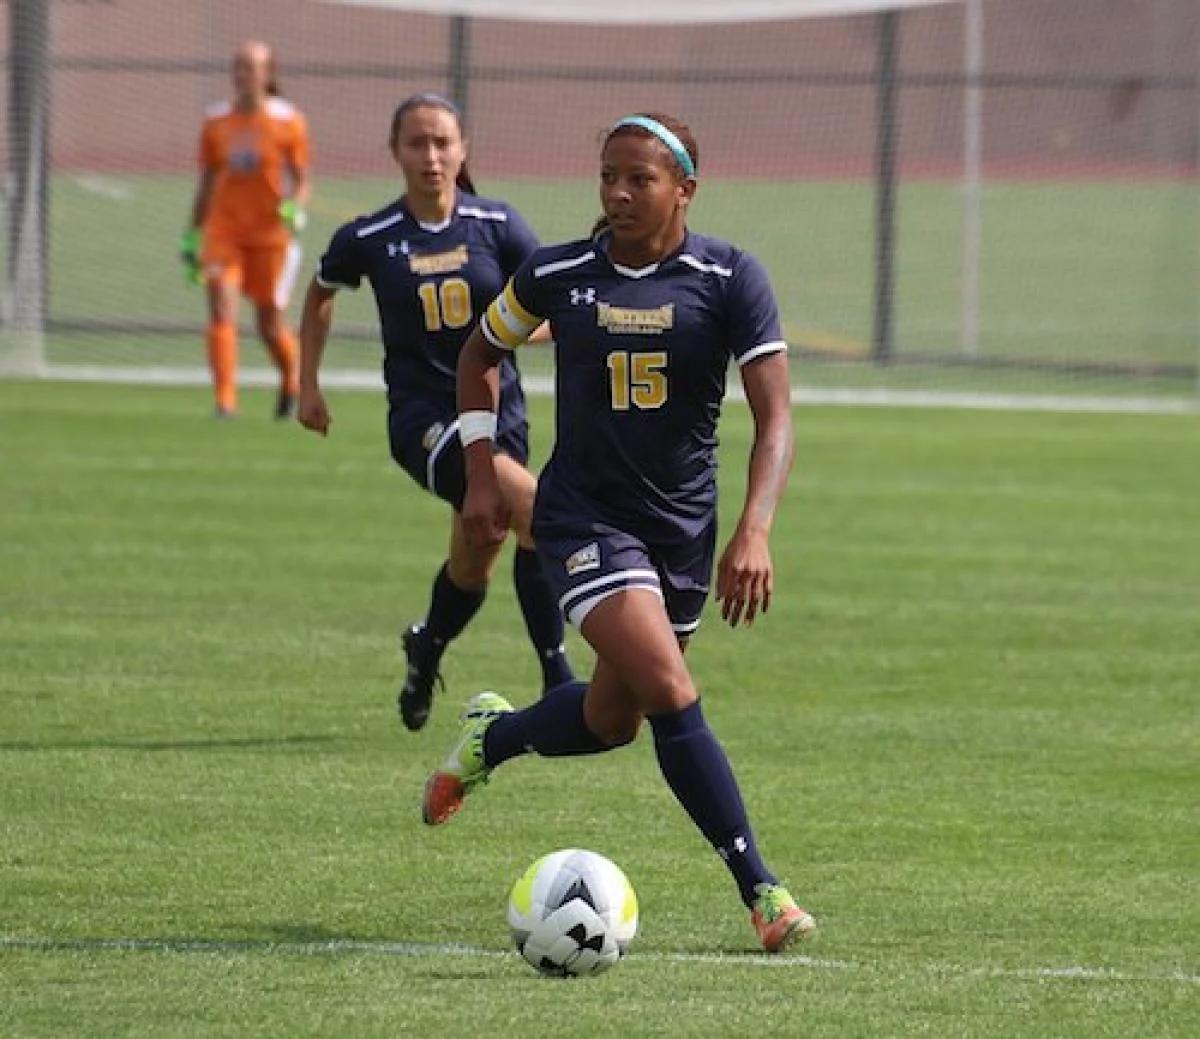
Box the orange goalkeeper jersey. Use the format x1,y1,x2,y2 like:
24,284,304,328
200,96,309,248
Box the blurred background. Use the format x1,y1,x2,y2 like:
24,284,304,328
3,0,1198,405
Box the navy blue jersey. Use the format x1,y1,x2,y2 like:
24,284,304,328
317,191,539,424
481,230,787,542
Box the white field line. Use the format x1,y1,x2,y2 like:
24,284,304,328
2,935,1196,985
34,365,1200,415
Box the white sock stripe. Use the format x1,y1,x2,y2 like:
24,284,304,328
671,617,702,635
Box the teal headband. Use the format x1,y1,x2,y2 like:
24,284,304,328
610,116,696,178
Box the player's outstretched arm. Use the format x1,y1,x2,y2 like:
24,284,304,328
457,327,510,547
297,277,337,436
716,351,794,627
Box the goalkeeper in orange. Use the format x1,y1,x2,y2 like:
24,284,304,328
182,40,311,418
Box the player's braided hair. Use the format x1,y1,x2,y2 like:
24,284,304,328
590,112,699,238
389,93,477,194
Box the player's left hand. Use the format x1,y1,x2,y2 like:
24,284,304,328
278,199,308,233
716,524,773,627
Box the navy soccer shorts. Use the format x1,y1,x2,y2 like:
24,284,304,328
533,514,717,638
388,398,529,511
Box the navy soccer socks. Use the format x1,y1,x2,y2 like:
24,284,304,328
482,681,610,767
420,561,486,665
513,547,574,691
648,700,777,908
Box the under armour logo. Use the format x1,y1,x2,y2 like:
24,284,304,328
387,241,410,258
570,287,596,306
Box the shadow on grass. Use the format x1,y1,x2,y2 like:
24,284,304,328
0,734,339,753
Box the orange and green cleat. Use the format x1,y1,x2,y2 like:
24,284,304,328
421,692,512,826
751,883,817,953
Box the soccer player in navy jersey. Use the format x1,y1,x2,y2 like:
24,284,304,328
296,93,573,730
422,113,815,952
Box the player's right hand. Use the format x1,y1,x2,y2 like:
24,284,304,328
462,470,509,548
179,228,203,286
296,387,331,436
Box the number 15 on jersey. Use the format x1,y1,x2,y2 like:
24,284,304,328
607,350,668,411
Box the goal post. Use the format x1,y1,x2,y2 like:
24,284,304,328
1,0,50,376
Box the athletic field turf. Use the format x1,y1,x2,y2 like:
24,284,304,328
1,381,1196,1036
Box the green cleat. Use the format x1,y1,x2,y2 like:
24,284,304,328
421,692,513,826
751,883,817,953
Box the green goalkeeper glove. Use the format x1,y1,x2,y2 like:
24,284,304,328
278,199,308,233
179,227,203,286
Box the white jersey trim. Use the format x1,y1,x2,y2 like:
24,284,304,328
265,97,298,121
737,340,789,366
611,260,660,279
416,215,452,233
534,250,596,279
315,267,357,292
678,254,733,278
457,205,508,222
356,211,406,238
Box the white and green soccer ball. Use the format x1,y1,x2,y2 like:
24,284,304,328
507,849,638,977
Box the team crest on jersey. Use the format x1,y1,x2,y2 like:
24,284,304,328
408,245,468,276
564,542,601,576
596,301,674,335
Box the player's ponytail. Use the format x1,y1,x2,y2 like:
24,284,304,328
389,92,477,193
589,112,699,236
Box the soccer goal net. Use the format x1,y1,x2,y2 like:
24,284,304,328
2,0,1198,407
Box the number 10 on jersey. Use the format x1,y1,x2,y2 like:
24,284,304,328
418,277,472,332
607,351,667,411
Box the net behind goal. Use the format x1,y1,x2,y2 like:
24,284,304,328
2,0,1198,407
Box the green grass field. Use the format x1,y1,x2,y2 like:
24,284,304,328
36,171,1200,399
2,381,1198,1037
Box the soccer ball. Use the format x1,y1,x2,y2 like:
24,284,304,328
507,848,638,977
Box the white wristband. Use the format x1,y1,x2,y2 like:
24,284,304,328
459,410,498,447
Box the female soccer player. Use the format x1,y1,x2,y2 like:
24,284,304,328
296,93,574,731
424,113,815,953
182,40,310,419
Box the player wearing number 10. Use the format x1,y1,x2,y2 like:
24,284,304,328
297,94,573,729
427,113,816,953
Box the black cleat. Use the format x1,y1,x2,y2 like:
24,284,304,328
275,391,297,420
399,623,444,731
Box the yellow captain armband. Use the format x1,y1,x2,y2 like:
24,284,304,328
481,280,541,350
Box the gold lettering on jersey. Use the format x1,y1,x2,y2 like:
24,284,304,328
596,302,674,335
408,245,469,276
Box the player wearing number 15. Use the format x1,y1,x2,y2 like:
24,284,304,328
297,94,574,731
428,112,814,953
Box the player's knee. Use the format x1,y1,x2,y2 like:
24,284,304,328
593,712,642,748
635,666,697,716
